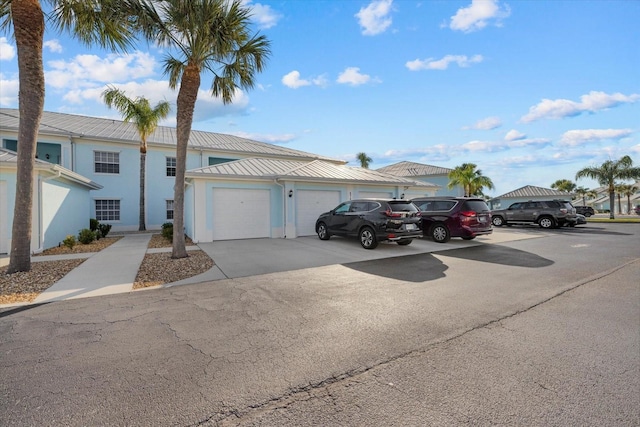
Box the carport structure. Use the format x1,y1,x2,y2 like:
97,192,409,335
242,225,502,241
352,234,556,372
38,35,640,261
184,158,439,242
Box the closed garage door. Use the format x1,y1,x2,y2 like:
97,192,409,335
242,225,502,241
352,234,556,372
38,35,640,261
212,188,271,240
359,191,393,198
0,181,7,254
296,190,341,236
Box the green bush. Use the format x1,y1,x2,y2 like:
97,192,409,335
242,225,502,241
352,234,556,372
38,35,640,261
161,222,173,241
62,235,76,249
78,228,96,245
98,223,112,238
89,218,99,231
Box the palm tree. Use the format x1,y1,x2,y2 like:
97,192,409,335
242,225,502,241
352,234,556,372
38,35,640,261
1,0,151,273
574,186,590,206
448,163,494,197
149,0,271,258
617,183,638,215
550,179,576,193
102,87,170,231
576,155,640,219
356,152,372,169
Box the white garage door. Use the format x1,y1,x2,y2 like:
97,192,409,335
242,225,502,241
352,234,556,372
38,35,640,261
358,191,393,199
212,188,271,240
295,190,341,236
0,181,8,254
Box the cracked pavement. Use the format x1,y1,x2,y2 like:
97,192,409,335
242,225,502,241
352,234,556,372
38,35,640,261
1,224,639,426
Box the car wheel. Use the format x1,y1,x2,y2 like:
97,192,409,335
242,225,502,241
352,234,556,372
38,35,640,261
462,236,476,240
492,216,504,226
317,222,330,240
359,226,378,249
585,212,592,217
430,224,450,243
397,239,413,245
538,216,555,229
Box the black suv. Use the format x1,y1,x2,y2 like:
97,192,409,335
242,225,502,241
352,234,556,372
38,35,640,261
491,200,577,229
411,197,493,243
574,205,595,217
315,199,422,249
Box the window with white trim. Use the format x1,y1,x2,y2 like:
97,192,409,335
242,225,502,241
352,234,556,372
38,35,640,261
94,151,119,174
95,199,120,221
166,200,174,220
166,156,176,177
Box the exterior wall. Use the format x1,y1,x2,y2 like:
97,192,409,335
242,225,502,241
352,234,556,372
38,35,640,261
41,178,93,250
418,175,462,196
0,174,15,254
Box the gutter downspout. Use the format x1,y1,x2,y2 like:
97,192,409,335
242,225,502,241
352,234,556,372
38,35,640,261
35,169,62,254
274,179,286,238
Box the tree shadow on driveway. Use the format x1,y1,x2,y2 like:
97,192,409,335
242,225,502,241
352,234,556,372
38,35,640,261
343,253,448,283
436,245,554,268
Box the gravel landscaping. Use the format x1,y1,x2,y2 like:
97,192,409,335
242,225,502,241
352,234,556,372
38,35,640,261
1,234,213,304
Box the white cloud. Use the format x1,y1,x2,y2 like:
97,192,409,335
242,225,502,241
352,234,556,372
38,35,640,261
449,0,511,33
630,144,640,154
44,39,63,53
406,54,483,71
242,0,282,29
355,0,394,36
504,129,526,141
337,67,376,86
46,51,157,89
0,37,16,61
521,91,640,122
468,116,502,130
282,70,329,89
560,129,634,146
63,80,174,105
0,73,19,106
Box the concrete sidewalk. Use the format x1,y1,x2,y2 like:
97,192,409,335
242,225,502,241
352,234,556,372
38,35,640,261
33,234,153,303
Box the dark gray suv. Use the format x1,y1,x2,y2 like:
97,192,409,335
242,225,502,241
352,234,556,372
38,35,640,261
491,200,577,229
315,199,423,249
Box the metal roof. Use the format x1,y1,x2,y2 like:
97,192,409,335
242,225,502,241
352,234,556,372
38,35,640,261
376,161,453,176
0,108,344,164
0,148,102,189
187,158,438,187
496,185,573,199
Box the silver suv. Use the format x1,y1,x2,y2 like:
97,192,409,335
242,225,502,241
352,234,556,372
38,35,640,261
491,200,577,229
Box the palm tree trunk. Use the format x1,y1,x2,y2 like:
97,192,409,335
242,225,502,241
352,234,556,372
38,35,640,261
7,0,45,274
139,152,146,231
171,63,200,259
608,190,615,220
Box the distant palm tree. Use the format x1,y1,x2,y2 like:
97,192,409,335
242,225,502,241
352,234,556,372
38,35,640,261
356,152,372,169
574,186,590,206
148,0,271,258
102,87,171,231
1,0,150,273
617,183,639,215
576,155,640,219
551,179,577,193
448,163,494,197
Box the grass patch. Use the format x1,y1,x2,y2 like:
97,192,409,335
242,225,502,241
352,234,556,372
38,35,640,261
587,217,640,223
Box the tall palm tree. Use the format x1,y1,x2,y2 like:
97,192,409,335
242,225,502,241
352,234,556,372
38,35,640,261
617,183,638,215
149,0,271,258
102,87,171,231
356,152,372,169
550,179,577,193
448,163,494,197
576,155,640,219
1,0,152,273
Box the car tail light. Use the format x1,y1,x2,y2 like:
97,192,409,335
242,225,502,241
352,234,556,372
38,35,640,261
460,210,477,217
560,208,568,214
384,208,402,218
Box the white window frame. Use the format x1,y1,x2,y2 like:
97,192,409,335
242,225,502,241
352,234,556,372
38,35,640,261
95,199,121,221
94,151,120,174
166,156,176,177
166,200,174,220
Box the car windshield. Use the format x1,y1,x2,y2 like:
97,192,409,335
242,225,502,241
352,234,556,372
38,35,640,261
388,201,419,212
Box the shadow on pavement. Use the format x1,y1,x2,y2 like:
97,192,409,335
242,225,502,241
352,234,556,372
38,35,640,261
344,253,447,283
436,245,554,268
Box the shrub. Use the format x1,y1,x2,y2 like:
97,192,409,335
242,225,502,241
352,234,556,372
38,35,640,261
63,235,76,249
98,223,112,238
89,218,99,231
161,222,173,241
78,228,96,244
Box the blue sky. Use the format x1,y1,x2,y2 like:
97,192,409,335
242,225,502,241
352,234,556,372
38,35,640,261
1,0,638,196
